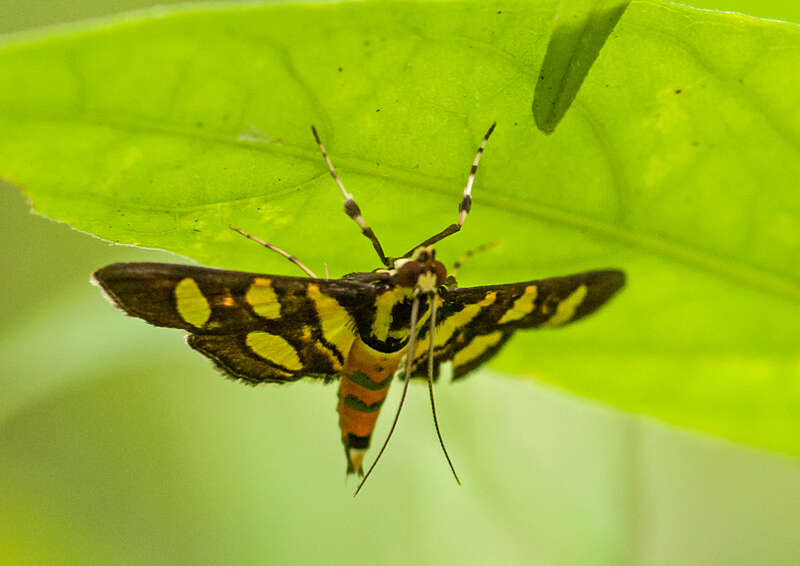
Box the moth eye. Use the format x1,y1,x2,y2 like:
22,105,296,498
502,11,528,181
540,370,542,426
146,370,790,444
433,261,447,286
417,250,429,262
396,261,422,287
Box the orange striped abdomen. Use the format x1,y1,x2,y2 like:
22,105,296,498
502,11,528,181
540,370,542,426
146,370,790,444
338,338,407,474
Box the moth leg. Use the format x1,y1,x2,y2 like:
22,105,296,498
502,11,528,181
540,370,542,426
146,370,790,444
229,225,319,278
425,292,461,485
311,126,391,267
401,122,496,258
444,240,500,288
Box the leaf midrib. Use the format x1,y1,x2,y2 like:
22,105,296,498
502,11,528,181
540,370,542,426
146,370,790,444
9,110,800,301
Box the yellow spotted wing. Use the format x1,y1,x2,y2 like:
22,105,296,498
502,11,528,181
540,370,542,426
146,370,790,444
411,270,625,379
93,263,374,384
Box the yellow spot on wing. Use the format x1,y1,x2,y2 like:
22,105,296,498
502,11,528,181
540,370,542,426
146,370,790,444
246,278,280,318
433,291,497,348
307,283,357,357
453,331,504,369
174,278,211,328
372,287,408,341
301,324,341,370
246,331,303,371
498,285,538,324
544,284,588,327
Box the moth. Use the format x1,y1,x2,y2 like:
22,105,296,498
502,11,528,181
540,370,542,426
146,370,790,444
94,123,625,494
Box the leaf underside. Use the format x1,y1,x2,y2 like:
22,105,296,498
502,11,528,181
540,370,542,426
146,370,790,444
1,0,799,458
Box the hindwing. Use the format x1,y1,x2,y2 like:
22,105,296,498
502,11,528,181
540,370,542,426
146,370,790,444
411,269,625,380
94,262,376,383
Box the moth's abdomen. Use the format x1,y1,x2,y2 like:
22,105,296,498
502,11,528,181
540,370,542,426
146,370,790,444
338,338,406,475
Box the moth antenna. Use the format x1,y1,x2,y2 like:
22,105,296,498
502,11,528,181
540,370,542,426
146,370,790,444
311,125,391,267
229,225,318,278
401,122,497,258
426,294,461,485
354,295,420,497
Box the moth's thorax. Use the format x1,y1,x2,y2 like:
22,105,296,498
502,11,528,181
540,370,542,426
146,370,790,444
391,246,447,293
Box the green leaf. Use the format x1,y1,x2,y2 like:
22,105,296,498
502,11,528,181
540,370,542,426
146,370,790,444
686,0,800,26
1,0,799,459
533,0,630,133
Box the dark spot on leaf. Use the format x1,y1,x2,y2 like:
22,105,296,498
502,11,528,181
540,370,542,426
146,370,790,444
196,121,203,127
338,67,343,72
376,108,380,112
514,122,518,126
675,89,682,94
497,10,502,14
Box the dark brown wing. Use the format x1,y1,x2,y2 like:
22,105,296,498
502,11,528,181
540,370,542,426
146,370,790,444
411,269,625,380
94,262,375,383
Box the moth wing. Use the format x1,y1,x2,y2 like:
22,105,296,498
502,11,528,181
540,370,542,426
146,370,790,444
411,269,625,380
94,262,374,383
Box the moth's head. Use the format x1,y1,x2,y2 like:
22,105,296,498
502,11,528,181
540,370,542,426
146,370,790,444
393,246,447,293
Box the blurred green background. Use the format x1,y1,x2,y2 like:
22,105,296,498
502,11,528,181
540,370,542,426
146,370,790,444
1,1,799,565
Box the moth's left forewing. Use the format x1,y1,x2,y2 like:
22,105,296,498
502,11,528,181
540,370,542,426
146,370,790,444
509,269,626,329
412,269,625,380
445,269,625,331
